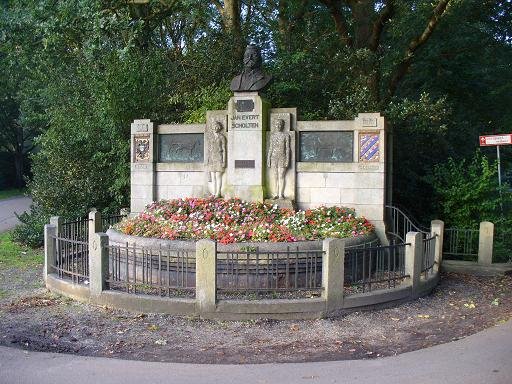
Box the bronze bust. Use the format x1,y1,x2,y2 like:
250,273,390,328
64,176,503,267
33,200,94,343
230,45,272,92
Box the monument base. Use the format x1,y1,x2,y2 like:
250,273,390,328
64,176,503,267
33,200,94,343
264,198,296,210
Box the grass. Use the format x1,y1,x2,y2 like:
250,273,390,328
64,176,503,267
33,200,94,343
0,188,27,201
0,231,43,268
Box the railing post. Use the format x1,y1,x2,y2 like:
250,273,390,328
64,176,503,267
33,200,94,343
478,221,494,265
322,238,345,313
195,239,217,314
44,224,57,283
50,216,62,237
89,209,102,240
89,232,109,295
405,232,423,295
431,220,444,272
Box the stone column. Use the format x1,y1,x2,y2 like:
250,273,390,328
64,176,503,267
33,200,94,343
130,119,155,213
89,232,109,296
322,238,345,312
478,221,494,265
44,224,57,283
88,209,102,240
49,216,63,237
195,239,217,314
225,92,270,201
431,220,444,272
405,232,423,295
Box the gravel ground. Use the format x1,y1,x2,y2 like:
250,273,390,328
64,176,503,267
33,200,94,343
0,264,510,364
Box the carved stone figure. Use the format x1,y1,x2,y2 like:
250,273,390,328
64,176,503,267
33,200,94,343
267,119,290,199
206,121,227,197
230,45,272,92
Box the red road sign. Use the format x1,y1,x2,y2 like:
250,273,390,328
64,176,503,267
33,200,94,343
479,134,512,146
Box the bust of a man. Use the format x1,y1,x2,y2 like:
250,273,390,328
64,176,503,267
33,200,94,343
230,44,272,92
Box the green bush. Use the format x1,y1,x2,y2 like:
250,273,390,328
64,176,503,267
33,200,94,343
11,206,48,248
432,150,512,263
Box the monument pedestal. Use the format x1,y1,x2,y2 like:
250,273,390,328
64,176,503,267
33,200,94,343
264,198,296,210
225,92,270,201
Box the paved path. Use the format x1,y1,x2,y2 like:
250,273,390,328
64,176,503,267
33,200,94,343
0,196,32,233
0,320,510,384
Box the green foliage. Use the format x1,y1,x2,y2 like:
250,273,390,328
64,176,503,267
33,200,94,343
11,205,48,248
2,0,512,249
171,84,232,124
432,151,509,226
432,151,512,262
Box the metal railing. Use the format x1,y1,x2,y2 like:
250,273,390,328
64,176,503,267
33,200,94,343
443,228,479,261
216,247,324,300
61,217,89,242
344,242,408,295
51,236,89,284
101,214,126,232
422,235,437,277
385,205,429,243
107,243,195,298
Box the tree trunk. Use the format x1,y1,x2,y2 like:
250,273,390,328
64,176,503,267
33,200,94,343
14,123,24,188
14,152,24,189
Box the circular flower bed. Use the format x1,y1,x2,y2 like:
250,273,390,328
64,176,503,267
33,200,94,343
118,197,374,244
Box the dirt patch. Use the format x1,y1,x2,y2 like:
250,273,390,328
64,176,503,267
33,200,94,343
0,266,511,364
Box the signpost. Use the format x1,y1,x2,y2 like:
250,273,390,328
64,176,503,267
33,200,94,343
479,133,511,191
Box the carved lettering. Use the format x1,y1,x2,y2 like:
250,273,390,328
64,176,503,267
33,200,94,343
362,117,378,127
136,123,149,132
358,164,379,171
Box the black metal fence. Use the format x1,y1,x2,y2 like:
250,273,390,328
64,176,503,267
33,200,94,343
344,242,408,295
107,243,196,298
61,217,89,242
443,227,479,261
51,236,90,283
216,247,324,299
422,235,437,277
101,214,126,232
385,205,429,244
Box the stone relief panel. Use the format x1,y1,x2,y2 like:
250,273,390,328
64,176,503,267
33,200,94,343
358,132,380,162
134,135,151,162
299,131,353,162
158,134,204,163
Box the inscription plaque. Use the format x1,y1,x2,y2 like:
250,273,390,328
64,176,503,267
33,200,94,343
159,133,204,163
136,123,149,132
235,160,255,168
235,99,255,112
299,131,353,162
362,117,378,127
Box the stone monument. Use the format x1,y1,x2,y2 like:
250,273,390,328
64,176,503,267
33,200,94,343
205,120,226,198
129,44,389,242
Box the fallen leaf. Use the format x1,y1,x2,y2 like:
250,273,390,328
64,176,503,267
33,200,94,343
491,298,499,306
147,324,159,331
289,324,300,332
391,317,400,321
417,314,430,319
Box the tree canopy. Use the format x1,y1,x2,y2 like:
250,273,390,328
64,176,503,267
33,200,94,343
1,0,511,243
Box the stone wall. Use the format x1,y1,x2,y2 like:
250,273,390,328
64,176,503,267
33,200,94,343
130,110,387,241
294,113,387,240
